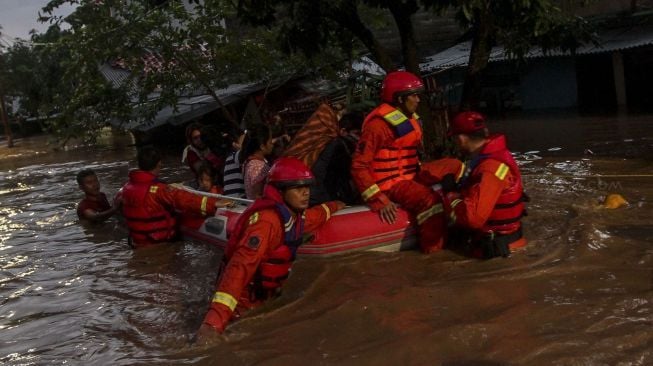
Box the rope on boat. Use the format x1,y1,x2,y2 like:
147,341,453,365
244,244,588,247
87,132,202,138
170,183,254,205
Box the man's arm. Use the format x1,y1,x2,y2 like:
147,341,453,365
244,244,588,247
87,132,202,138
201,218,276,332
350,120,392,211
450,161,508,229
79,193,119,223
81,207,118,222
154,184,221,216
304,201,345,232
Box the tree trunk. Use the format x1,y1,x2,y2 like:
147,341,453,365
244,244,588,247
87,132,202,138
329,2,395,71
388,0,420,75
0,94,14,148
175,52,240,129
460,7,494,110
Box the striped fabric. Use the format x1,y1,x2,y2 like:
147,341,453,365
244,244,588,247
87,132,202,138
283,103,340,168
222,151,246,198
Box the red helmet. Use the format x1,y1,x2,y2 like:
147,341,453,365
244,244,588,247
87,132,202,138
267,157,314,188
448,111,487,136
381,71,425,103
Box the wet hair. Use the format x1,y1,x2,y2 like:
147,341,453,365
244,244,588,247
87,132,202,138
137,146,162,171
239,124,272,163
76,169,96,185
196,161,215,181
185,122,203,145
339,111,364,132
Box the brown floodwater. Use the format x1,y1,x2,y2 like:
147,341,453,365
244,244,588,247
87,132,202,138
1,113,652,365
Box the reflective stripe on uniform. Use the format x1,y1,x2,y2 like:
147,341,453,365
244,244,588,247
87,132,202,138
457,162,466,181
416,203,443,225
321,203,331,220
200,196,208,216
149,186,159,193
383,110,408,126
361,184,381,201
494,163,509,180
284,215,295,232
212,291,238,311
449,199,463,225
450,198,463,209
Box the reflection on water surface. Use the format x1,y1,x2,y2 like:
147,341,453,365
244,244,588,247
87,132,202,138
0,114,651,365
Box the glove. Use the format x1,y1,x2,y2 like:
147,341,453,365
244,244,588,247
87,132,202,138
445,191,461,204
443,192,462,227
202,304,231,333
440,173,457,192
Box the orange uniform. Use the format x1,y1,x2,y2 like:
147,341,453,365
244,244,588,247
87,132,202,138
202,185,340,332
449,134,527,257
351,103,462,253
121,170,219,247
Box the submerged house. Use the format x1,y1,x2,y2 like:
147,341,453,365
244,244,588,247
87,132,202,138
421,21,653,114
100,55,386,145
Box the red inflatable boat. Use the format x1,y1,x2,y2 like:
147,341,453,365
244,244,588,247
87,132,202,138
177,188,417,257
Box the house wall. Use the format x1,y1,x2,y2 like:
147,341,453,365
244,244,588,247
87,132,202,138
432,58,579,112
431,68,466,109
623,46,653,112
576,53,618,113
520,58,578,110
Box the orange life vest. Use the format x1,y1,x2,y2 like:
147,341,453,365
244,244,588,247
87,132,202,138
366,103,422,191
226,185,304,292
461,134,525,235
121,170,176,246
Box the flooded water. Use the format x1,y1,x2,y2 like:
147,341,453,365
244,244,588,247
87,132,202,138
1,114,651,365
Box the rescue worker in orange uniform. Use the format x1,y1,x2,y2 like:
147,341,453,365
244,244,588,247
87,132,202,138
121,146,232,247
446,111,527,258
199,157,345,334
351,71,462,253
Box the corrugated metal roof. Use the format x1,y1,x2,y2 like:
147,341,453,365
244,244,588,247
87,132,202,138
420,25,653,72
99,58,276,132
102,55,385,132
98,63,137,93
115,82,266,131
352,56,386,76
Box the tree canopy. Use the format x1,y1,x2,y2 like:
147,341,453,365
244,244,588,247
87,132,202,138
237,0,594,108
427,0,595,108
2,0,597,145
37,0,342,142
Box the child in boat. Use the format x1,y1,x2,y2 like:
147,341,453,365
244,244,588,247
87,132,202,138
196,162,223,194
76,169,121,223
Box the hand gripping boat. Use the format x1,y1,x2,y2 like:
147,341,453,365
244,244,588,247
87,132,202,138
176,187,417,257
